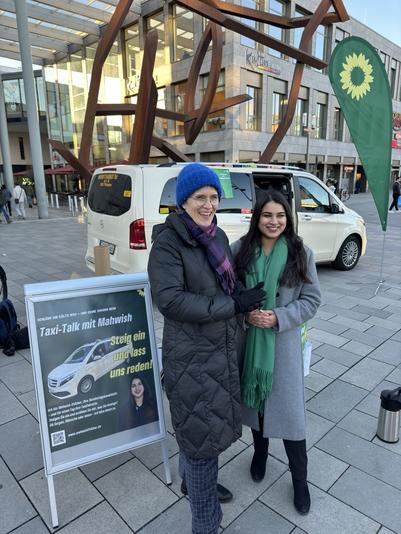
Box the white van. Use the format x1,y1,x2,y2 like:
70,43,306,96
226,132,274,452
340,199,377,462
47,337,132,399
85,163,366,273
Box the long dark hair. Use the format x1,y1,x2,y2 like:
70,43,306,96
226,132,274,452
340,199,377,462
235,190,310,287
130,374,152,407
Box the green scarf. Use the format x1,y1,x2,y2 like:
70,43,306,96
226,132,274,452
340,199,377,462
241,236,288,412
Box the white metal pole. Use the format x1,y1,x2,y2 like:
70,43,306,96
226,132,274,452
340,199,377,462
15,0,48,218
0,79,14,192
47,475,59,528
374,231,387,296
160,440,172,485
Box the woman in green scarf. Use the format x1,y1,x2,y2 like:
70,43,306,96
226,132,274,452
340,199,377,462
232,190,321,515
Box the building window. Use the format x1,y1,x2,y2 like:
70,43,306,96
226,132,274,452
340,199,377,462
125,23,140,78
240,0,264,49
380,51,389,72
313,25,327,63
316,102,327,139
154,87,168,137
172,81,187,135
146,11,166,69
201,71,225,131
335,27,349,45
268,0,287,58
3,79,23,119
173,5,194,61
293,7,310,53
245,86,261,130
333,107,344,141
18,137,25,160
292,98,308,136
271,91,287,132
390,59,398,98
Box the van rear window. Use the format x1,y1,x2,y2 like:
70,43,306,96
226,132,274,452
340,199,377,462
88,173,132,216
159,172,253,214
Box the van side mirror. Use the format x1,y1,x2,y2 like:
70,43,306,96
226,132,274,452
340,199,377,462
330,203,340,214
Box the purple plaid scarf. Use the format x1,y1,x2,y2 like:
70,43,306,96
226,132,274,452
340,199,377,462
179,210,236,295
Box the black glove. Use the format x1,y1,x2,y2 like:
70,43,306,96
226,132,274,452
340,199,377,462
232,281,266,314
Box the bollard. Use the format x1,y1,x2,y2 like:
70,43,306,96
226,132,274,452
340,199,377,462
55,194,59,209
73,196,78,212
94,245,111,276
50,194,54,208
376,387,401,443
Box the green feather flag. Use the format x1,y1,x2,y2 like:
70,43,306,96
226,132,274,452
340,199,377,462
329,36,393,231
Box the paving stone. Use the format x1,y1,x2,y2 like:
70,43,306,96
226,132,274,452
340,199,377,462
0,458,36,534
306,411,336,449
0,413,43,480
368,340,401,366
315,309,336,320
385,367,401,384
304,388,316,402
80,451,134,482
307,380,367,423
330,467,401,533
341,328,390,348
139,498,192,534
313,344,362,367
134,432,179,470
223,500,294,534
94,458,177,531
56,501,132,534
340,340,374,357
10,516,49,534
152,452,182,497
218,436,248,467
308,329,348,348
309,318,348,335
304,370,333,392
317,427,401,490
260,472,379,534
307,447,348,491
328,315,372,332
390,329,401,343
21,468,104,530
364,315,401,331
0,352,25,368
0,382,27,424
356,393,381,417
351,305,392,318
337,409,377,441
217,448,287,528
377,528,397,534
0,359,34,394
311,358,348,379
372,436,401,457
320,305,369,321
340,358,395,390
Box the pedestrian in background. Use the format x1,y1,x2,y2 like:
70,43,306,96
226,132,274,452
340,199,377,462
233,190,321,516
389,177,401,212
12,183,27,220
148,163,265,534
1,184,12,216
0,186,11,223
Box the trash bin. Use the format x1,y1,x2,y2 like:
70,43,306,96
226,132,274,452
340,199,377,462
376,387,401,443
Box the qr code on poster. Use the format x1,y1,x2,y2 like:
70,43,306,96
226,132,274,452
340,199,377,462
51,430,66,447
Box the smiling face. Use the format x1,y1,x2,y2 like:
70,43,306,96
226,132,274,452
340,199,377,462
258,200,287,246
182,186,219,226
131,378,144,401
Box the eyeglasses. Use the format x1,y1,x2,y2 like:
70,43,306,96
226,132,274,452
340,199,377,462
190,194,219,205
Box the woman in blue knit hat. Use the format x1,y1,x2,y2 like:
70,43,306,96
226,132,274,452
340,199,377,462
148,163,265,534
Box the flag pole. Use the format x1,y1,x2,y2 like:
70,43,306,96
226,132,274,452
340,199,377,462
374,230,387,295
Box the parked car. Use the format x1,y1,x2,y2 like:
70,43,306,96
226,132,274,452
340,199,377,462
47,337,132,399
85,163,367,273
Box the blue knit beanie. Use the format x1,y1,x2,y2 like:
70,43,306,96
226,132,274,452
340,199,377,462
176,163,223,207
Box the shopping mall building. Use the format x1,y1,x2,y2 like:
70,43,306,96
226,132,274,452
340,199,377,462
1,0,401,194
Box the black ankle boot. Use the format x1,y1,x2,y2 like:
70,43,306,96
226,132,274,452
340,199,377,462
292,479,310,515
250,429,269,482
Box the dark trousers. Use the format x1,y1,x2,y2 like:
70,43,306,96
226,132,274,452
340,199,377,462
389,194,400,211
180,451,222,534
252,427,307,481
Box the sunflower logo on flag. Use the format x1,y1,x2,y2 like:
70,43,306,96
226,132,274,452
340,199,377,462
340,52,374,100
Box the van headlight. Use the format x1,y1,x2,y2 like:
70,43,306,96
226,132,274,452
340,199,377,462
59,374,75,386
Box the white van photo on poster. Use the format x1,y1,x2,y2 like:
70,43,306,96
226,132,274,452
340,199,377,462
25,274,166,477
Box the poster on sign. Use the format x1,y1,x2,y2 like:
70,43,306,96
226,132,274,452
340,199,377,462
25,273,167,476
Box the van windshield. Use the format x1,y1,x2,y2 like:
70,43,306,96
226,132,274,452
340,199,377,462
65,343,95,364
88,173,132,216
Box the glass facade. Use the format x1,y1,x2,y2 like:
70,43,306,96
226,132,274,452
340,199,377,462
268,0,287,58
173,5,194,61
200,71,225,131
172,80,187,135
271,91,287,132
292,97,308,136
245,85,261,130
146,11,166,69
316,102,327,139
333,107,344,141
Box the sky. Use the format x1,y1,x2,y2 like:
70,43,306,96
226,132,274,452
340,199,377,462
343,0,401,47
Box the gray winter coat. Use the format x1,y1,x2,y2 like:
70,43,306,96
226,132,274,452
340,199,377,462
232,241,321,441
148,213,242,458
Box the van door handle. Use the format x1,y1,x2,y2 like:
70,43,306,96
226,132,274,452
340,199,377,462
300,215,312,221
241,215,252,223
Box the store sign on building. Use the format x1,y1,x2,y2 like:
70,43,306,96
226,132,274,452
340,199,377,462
245,49,281,75
392,112,401,149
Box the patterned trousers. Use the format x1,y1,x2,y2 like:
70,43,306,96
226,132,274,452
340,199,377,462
179,451,222,534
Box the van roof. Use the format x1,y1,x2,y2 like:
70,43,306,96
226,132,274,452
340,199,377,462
97,162,304,172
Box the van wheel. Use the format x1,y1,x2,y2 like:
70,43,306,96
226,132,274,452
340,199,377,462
332,236,361,270
78,376,94,394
